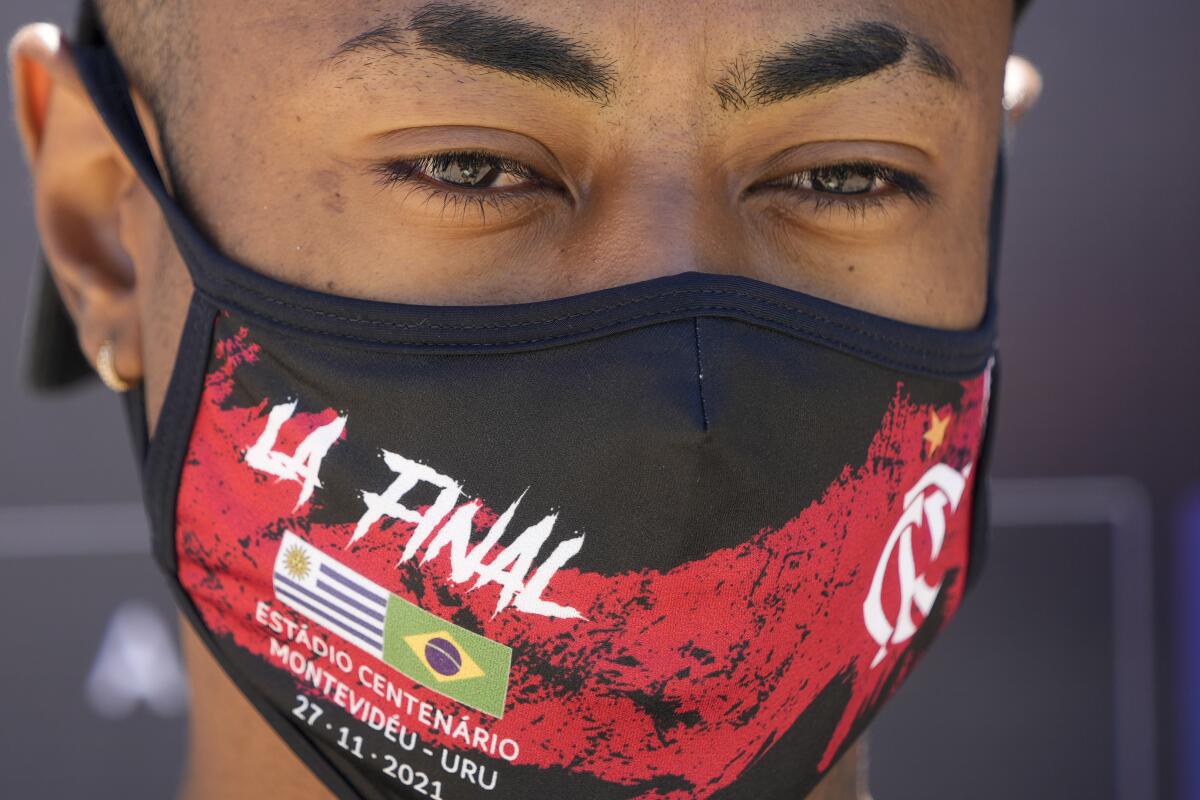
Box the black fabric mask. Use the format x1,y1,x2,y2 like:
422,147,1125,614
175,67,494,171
76,34,1004,800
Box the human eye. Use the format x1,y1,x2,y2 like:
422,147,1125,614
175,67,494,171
748,160,934,220
372,150,566,223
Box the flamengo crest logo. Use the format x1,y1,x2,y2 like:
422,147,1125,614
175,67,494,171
863,462,971,668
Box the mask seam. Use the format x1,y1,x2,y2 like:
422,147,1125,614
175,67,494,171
693,317,711,432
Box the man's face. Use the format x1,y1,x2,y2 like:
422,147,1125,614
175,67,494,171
9,4,1017,795
111,0,1010,427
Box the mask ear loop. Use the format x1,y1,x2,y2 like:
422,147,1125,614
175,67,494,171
72,35,235,301
72,44,167,200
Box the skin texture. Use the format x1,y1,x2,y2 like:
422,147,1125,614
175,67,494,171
8,1,1036,797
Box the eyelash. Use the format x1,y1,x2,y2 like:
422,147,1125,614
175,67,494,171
372,151,932,222
373,150,559,222
750,161,934,219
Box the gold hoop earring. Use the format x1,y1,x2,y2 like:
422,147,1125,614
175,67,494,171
96,340,133,392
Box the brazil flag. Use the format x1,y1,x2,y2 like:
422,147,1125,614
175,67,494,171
382,593,513,718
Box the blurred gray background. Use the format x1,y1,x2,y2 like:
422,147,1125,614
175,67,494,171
1,1,1197,798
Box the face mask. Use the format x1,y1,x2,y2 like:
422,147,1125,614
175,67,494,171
76,38,1002,800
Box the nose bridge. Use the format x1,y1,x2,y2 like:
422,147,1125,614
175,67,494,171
571,11,731,286
571,158,734,286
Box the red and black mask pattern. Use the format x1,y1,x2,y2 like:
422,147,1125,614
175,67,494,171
174,312,991,800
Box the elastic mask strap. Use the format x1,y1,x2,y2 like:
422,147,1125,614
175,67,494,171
73,43,169,210
72,40,221,293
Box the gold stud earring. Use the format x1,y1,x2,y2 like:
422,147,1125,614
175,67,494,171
96,339,133,392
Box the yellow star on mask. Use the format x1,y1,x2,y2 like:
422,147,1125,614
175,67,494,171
924,409,951,457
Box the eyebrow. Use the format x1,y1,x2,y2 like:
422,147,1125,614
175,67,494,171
327,8,959,111
328,2,617,103
714,21,962,110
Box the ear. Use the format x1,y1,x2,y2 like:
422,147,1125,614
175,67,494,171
9,22,150,388
1003,54,1043,128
